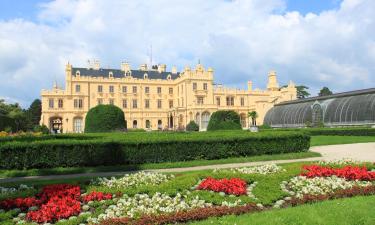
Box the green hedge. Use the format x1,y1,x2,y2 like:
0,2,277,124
85,104,126,133
0,131,310,169
274,127,375,136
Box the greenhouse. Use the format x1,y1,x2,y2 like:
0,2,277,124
264,88,375,127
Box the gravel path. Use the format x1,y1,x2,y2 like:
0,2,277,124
1,143,374,184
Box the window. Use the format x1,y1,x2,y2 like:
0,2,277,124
98,85,103,93
122,99,127,108
157,120,162,130
145,99,150,108
133,99,137,108
157,99,162,109
48,99,54,108
169,87,173,94
122,86,127,93
132,86,137,93
109,99,114,105
133,120,137,128
203,83,208,90
197,97,204,105
73,118,82,133
109,85,114,93
145,120,151,129
240,97,245,106
75,84,81,92
145,86,150,94
169,100,173,108
58,99,63,108
216,97,220,106
193,83,197,90
157,87,162,94
97,98,103,105
74,99,83,108
226,96,234,106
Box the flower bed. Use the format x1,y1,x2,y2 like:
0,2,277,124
0,184,34,195
213,164,285,175
301,165,375,181
92,172,174,188
196,177,247,196
0,184,113,223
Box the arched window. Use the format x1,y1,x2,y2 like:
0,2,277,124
73,117,83,133
75,70,80,76
144,73,148,79
109,71,113,78
133,120,138,129
201,112,210,130
195,113,200,125
157,120,162,130
167,74,171,80
145,120,151,129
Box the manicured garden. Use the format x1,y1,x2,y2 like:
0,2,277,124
0,159,374,224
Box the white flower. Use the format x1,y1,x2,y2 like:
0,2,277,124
0,184,34,195
214,164,285,175
91,172,174,188
318,158,361,166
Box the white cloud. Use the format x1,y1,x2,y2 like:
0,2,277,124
0,0,374,107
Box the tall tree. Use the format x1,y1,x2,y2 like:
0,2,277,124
27,99,42,128
296,85,310,99
319,87,333,97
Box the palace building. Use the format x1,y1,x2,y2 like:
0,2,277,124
40,60,297,133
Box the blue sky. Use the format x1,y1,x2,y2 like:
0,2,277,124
0,0,374,108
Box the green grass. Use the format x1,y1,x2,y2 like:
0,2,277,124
0,151,320,178
190,195,375,225
311,135,375,146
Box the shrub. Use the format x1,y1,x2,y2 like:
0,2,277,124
186,121,199,131
275,127,375,136
85,105,126,133
207,110,242,131
33,125,49,134
0,131,310,170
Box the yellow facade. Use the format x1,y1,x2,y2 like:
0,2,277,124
40,61,297,133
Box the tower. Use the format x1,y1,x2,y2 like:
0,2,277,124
267,70,279,91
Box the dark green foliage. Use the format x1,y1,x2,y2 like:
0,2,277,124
26,99,42,129
186,121,199,131
207,110,242,131
33,125,50,134
319,87,333,96
296,85,310,99
0,131,310,169
275,127,375,136
84,105,126,133
0,114,15,132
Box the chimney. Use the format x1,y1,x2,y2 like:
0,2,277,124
121,62,131,72
247,81,253,91
158,64,166,73
140,64,148,71
171,66,177,74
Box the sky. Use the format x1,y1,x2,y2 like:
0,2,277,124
0,0,374,108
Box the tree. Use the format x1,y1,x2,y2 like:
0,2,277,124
248,111,258,126
85,104,126,133
207,110,242,131
26,99,42,128
296,85,310,99
319,87,333,97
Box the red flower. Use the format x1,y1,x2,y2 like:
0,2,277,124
301,165,375,181
82,191,112,202
197,177,247,196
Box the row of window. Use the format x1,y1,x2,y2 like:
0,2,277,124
75,84,174,95
48,99,83,109
99,99,174,109
130,119,163,129
215,96,245,106
75,83,209,94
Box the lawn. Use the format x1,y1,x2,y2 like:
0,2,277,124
311,135,375,146
0,161,374,224
190,195,375,225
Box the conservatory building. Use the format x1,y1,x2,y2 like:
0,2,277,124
40,60,297,133
264,88,375,127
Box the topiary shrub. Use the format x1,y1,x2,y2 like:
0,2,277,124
207,110,242,131
186,121,199,131
84,105,125,133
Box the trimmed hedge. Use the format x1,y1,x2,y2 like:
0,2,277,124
85,104,126,133
207,110,242,131
186,121,199,131
275,127,375,136
0,131,310,169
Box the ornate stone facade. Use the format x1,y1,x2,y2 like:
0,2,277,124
41,61,297,133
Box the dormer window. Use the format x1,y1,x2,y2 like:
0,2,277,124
75,70,80,76
167,74,171,80
144,73,148,79
126,71,131,77
109,71,113,78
